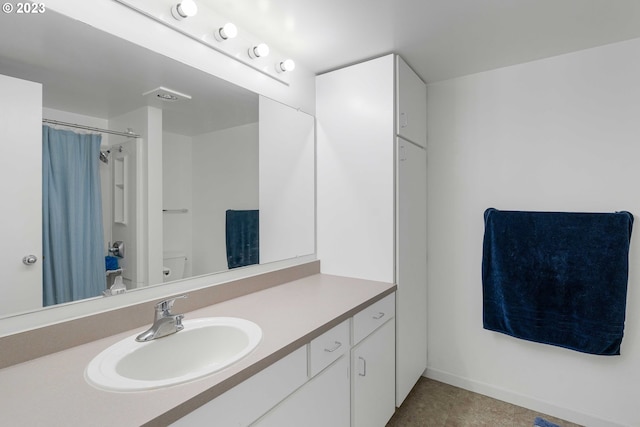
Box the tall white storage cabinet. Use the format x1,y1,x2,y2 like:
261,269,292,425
317,54,427,408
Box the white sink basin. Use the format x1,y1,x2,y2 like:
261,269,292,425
85,317,262,392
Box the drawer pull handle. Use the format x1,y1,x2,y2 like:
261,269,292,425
324,341,342,353
372,312,385,320
358,356,367,376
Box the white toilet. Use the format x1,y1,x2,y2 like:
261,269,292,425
162,251,187,282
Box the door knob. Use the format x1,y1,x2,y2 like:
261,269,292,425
23,255,38,265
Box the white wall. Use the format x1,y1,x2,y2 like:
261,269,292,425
427,38,640,427
191,123,259,275
162,131,193,279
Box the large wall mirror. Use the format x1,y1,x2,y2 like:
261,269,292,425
0,11,315,321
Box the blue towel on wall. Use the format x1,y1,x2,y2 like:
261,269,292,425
226,209,259,269
482,208,633,355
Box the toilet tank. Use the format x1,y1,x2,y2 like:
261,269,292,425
162,251,187,282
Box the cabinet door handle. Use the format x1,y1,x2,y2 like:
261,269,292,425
324,341,342,353
372,312,385,320
399,144,407,162
358,356,367,376
400,111,408,128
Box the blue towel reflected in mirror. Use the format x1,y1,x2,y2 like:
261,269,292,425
226,209,259,269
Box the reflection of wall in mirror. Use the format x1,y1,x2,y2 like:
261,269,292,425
164,123,259,278
163,131,193,280
259,97,315,264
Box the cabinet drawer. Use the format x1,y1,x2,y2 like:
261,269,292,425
353,293,395,345
309,319,350,377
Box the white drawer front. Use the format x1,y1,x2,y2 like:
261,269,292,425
309,319,350,377
353,293,395,345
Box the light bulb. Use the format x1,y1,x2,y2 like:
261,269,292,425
215,22,238,41
248,43,270,59
171,0,197,20
277,59,296,73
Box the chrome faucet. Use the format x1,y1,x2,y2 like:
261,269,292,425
135,295,187,342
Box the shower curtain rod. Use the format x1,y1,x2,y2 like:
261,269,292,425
43,118,141,139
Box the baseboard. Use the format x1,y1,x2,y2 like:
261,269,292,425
424,368,625,427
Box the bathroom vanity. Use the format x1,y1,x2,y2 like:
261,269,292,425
0,267,396,426
174,292,395,427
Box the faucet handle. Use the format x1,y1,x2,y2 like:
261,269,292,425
155,295,187,314
175,314,185,331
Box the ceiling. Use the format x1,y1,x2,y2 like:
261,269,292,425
3,1,640,132
205,0,640,83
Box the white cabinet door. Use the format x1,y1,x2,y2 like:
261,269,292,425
171,347,308,427
253,356,350,427
352,318,396,427
316,54,395,283
0,74,42,314
396,138,428,406
396,56,427,147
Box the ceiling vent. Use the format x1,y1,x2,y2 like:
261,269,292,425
142,86,192,102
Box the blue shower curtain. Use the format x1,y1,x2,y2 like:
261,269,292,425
42,126,106,306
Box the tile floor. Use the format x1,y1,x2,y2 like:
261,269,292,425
386,377,583,427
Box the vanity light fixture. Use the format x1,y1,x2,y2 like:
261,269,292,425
248,43,270,59
214,22,238,41
171,0,198,20
276,59,296,73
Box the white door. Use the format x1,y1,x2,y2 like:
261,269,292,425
0,74,43,315
396,138,428,406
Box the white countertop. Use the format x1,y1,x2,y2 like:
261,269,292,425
0,273,395,426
